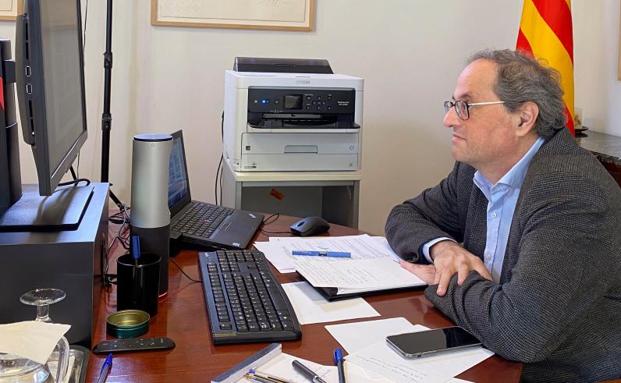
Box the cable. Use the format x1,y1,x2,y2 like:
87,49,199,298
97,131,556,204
170,258,201,283
260,213,291,235
215,111,225,205
104,205,130,287
262,213,280,225
57,178,91,188
69,166,78,181
215,155,223,205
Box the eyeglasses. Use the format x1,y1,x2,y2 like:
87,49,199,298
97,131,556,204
443,99,505,120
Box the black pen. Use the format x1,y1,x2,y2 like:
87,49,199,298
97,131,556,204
291,360,327,383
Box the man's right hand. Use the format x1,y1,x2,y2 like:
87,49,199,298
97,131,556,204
430,241,492,296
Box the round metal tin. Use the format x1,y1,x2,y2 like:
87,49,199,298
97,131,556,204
106,309,150,339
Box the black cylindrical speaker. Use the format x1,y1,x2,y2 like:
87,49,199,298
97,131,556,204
130,133,172,296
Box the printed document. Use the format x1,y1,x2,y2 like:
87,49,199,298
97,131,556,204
254,234,401,274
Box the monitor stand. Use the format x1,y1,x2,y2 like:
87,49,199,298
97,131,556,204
0,184,94,232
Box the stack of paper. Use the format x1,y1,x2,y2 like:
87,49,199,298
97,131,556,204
254,235,425,296
281,281,380,324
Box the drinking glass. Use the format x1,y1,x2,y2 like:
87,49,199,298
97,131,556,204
19,289,70,383
0,354,51,383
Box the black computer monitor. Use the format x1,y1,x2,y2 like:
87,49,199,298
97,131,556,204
16,0,88,196
0,0,91,231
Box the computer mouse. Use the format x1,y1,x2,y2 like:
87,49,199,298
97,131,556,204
290,216,330,237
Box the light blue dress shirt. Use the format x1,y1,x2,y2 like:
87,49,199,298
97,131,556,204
423,137,544,282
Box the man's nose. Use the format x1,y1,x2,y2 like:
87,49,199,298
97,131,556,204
443,106,459,128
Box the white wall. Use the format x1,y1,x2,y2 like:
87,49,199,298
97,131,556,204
4,0,620,235
573,0,621,136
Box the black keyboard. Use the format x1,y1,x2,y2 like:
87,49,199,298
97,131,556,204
172,202,233,238
198,249,302,344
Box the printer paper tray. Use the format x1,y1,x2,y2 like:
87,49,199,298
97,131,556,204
240,153,358,171
239,132,360,171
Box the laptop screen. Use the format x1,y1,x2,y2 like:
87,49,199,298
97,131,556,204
168,130,192,215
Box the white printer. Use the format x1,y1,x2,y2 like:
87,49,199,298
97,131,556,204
223,58,363,172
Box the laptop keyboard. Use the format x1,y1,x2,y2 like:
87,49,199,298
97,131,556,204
198,249,302,344
171,202,234,238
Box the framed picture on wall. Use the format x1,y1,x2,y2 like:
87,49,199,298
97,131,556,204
151,0,315,31
0,0,19,20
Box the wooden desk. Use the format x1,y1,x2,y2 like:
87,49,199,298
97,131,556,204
87,216,521,382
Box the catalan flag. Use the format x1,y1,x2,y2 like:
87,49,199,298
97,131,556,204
516,0,574,135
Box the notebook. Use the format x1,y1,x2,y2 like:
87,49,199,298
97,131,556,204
168,130,263,250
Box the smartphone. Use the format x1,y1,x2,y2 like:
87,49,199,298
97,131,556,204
386,326,481,358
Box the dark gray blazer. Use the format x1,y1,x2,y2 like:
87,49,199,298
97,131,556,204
385,129,621,382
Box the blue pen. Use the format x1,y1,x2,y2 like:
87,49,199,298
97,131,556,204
96,353,113,383
131,235,141,265
333,348,346,383
291,250,351,258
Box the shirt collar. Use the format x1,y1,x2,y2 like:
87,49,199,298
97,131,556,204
473,136,545,197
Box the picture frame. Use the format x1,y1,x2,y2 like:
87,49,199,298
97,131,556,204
151,0,315,31
0,0,19,21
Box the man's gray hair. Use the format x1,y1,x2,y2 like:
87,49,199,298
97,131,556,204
468,49,566,138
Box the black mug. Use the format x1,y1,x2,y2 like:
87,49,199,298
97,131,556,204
117,253,160,316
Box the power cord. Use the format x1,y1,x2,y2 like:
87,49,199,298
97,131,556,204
104,205,131,287
214,111,225,205
170,257,201,283
260,213,291,235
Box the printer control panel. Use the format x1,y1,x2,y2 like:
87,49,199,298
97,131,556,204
248,88,355,114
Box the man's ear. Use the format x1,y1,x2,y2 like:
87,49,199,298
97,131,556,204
516,101,538,136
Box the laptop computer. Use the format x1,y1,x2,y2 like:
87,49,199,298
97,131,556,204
168,130,264,250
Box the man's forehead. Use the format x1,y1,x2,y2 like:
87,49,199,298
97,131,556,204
453,60,497,100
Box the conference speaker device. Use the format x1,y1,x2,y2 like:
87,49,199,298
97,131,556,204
130,133,172,296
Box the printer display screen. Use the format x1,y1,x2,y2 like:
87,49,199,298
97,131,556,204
284,95,303,109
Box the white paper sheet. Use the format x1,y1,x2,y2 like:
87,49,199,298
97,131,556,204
0,321,70,364
370,236,400,260
270,234,397,260
326,317,419,353
326,318,493,383
253,241,297,273
258,234,404,274
282,282,380,324
293,257,425,289
347,340,493,383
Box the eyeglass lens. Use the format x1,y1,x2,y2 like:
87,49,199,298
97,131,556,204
444,100,469,120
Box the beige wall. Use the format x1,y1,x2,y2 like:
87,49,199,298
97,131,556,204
1,0,620,235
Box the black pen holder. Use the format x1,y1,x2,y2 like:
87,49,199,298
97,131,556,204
117,253,160,316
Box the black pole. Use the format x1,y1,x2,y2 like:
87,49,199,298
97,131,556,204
100,0,123,209
101,0,112,183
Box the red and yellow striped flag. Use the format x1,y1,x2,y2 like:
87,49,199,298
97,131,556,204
516,0,574,135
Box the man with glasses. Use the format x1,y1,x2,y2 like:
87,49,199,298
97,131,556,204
385,49,621,382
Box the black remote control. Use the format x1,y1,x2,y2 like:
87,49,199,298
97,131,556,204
93,337,175,354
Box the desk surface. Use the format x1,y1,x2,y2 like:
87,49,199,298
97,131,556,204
87,215,521,382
